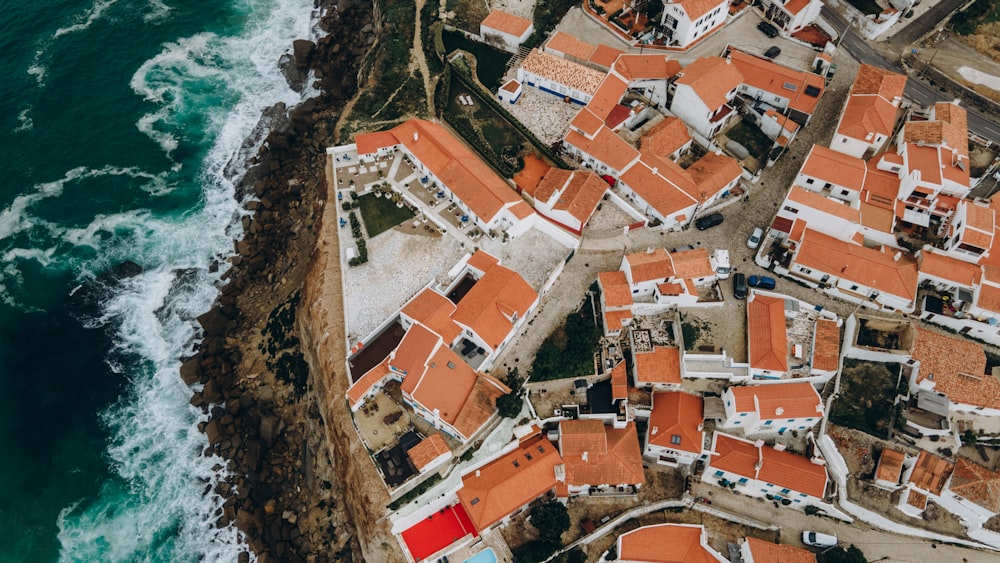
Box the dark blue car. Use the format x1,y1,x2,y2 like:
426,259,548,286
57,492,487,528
749,275,776,290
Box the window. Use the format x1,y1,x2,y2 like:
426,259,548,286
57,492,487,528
850,284,858,291
799,267,812,275
841,138,847,143
525,453,533,460
840,190,850,196
823,182,832,189
740,412,747,416
671,434,682,445
783,206,798,213
799,493,807,497
537,445,545,453
714,470,724,477
805,178,814,185
764,420,772,426
738,477,748,484
781,488,790,494
471,497,480,505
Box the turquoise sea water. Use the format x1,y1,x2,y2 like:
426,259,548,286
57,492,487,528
0,0,319,560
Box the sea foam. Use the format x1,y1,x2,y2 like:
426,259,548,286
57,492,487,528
54,0,321,558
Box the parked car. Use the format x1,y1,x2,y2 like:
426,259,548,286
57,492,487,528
764,45,781,59
670,244,695,253
748,275,776,290
695,212,724,230
747,227,764,249
757,21,779,38
732,273,747,300
802,531,838,548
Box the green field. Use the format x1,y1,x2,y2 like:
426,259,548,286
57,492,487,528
357,192,415,237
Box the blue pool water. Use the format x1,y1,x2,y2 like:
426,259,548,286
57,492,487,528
463,547,498,563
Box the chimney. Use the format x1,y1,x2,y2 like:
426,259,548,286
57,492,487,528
476,469,481,477
413,131,419,142
893,251,902,261
582,451,589,462
652,167,658,175
775,407,785,416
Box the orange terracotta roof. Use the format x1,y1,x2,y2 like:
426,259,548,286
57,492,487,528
535,169,607,224
480,9,532,37
859,201,894,232
728,50,825,116
641,117,691,159
457,433,561,531
794,229,918,301
451,374,510,438
545,31,596,61
612,361,628,400
862,160,901,205
509,200,534,220
787,186,860,223
978,283,1000,314
401,287,461,344
670,247,714,279
565,126,640,171
757,443,828,498
513,154,551,197
657,282,685,295
619,159,697,218
612,54,682,81
780,0,813,15
744,537,817,563
453,254,538,349
800,145,867,191
965,200,995,232
501,79,520,93
730,382,822,420
625,249,674,283
358,120,521,222
570,108,605,137
675,0,728,20
852,64,908,98
876,449,905,484
393,323,443,381
347,358,392,407
618,524,724,563
837,66,905,142
521,49,605,96
812,319,840,372
710,433,759,477
918,250,981,287
908,450,954,495
407,345,479,421
561,420,645,487
588,75,630,120
407,434,452,471
676,57,743,110
683,152,742,201
912,327,999,409
604,309,634,332
648,392,704,454
748,294,789,373
950,458,1000,513
591,44,626,68
466,249,499,272
354,130,399,155
765,108,800,134
907,488,928,510
599,271,634,308
904,144,943,186
634,346,682,385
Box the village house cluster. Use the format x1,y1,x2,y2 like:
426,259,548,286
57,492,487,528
324,2,1000,562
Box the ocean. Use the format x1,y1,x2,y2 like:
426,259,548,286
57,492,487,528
0,0,320,560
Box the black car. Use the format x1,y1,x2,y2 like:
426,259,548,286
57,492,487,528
695,212,724,230
748,275,776,290
733,273,748,300
757,21,779,38
670,244,695,253
764,46,781,59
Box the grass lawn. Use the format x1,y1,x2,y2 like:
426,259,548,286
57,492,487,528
726,120,772,158
445,74,528,175
830,359,901,439
357,192,415,237
443,30,512,90
845,0,883,15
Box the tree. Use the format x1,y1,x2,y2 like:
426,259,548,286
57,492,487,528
818,545,867,563
496,392,523,418
646,0,664,21
529,500,570,545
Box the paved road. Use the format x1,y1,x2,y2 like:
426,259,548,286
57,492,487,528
888,0,966,46
821,5,1000,144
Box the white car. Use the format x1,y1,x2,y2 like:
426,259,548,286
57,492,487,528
802,531,838,548
747,227,764,249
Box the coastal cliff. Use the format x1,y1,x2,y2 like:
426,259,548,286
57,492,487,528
177,0,409,560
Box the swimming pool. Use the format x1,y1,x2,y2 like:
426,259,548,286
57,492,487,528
463,547,497,563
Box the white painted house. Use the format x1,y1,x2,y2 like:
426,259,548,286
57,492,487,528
479,10,533,53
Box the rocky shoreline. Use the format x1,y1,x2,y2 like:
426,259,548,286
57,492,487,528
176,0,397,561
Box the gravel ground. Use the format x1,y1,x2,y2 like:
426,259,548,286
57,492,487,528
490,0,535,20
342,229,464,342
505,85,581,145
492,228,571,290
586,199,636,232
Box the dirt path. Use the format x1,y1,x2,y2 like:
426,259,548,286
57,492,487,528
411,0,436,117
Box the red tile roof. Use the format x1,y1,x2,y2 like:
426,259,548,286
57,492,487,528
612,361,629,400
907,450,954,495
675,0,728,20
457,433,562,532
837,65,906,141
950,458,1000,513
618,524,725,563
604,309,634,332
793,229,918,301
535,169,608,225
710,433,760,477
670,247,714,279
918,250,981,287
619,159,697,219
641,117,692,159
676,57,743,110
401,287,461,344
453,251,538,349
812,319,840,372
748,294,789,373
757,443,828,498
612,54,682,81
875,449,905,485
728,50,825,116
744,537,817,563
800,145,867,191
565,126,640,171
729,382,822,420
347,358,392,407
599,271,634,309
355,120,522,222
521,49,605,96
648,392,704,454
545,30,597,61
625,248,674,283
560,420,645,487
911,327,998,409
480,9,532,37
634,346,682,385
788,186,860,223
408,434,452,471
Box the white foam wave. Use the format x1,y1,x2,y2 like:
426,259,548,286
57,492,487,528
28,51,48,86
143,0,172,23
56,0,323,557
14,106,34,132
54,0,119,38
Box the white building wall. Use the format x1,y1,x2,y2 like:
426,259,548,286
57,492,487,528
830,132,873,158
670,85,716,140
516,68,594,105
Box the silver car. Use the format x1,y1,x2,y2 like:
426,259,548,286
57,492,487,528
747,227,764,249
